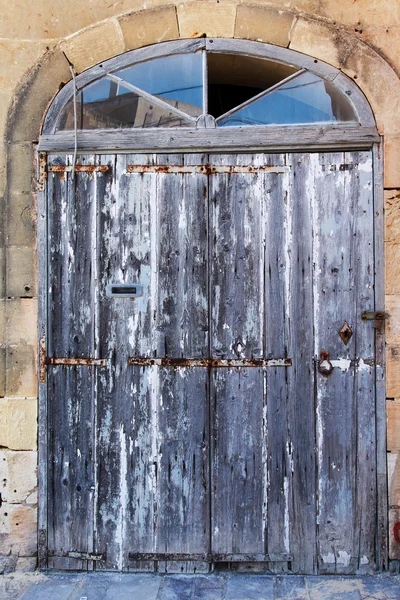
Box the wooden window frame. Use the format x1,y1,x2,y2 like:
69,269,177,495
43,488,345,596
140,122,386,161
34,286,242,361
39,39,378,153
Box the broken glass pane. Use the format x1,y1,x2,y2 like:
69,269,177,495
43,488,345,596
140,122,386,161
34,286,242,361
218,71,356,127
116,53,203,118
56,80,192,130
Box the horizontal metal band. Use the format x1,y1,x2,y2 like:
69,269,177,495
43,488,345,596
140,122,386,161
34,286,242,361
47,357,109,367
128,357,292,368
128,552,291,562
127,164,290,174
48,551,106,561
48,165,110,173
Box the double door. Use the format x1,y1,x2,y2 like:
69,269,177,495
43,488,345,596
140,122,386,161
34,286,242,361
44,151,377,574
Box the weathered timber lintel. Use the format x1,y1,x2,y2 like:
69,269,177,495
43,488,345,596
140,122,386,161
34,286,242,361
128,357,292,368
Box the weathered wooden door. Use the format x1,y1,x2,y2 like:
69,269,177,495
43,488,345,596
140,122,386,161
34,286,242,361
44,150,377,574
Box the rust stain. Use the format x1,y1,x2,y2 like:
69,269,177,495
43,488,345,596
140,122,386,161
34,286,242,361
48,551,106,561
48,165,110,173
47,357,109,367
127,164,289,175
128,357,292,368
37,152,48,192
39,337,47,383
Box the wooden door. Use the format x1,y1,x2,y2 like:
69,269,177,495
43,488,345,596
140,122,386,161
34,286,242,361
44,150,377,574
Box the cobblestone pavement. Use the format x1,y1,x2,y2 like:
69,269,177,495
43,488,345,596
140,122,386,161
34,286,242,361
0,572,399,600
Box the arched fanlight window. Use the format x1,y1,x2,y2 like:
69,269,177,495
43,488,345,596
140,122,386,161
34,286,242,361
40,39,377,152
55,49,357,132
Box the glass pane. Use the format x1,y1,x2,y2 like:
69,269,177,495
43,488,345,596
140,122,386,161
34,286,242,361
218,72,356,127
208,53,298,117
116,53,203,117
56,81,192,130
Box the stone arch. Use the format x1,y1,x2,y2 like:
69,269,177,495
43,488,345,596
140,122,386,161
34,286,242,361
7,4,400,145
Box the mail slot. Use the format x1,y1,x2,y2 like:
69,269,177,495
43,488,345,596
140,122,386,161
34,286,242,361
106,284,143,298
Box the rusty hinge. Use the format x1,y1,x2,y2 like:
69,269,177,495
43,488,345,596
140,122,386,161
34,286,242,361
362,311,389,330
39,339,109,384
37,152,47,192
48,550,106,561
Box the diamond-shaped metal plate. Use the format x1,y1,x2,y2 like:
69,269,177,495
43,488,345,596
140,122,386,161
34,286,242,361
339,320,353,345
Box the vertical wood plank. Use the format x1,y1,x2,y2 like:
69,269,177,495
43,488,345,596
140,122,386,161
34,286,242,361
262,154,292,569
286,154,317,574
351,151,377,573
47,155,103,570
210,154,271,558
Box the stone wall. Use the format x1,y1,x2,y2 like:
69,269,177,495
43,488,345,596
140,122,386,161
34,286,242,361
0,0,400,572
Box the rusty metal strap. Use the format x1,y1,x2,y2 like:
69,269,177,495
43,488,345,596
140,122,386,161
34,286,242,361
128,552,291,562
127,165,290,175
47,357,109,366
128,357,292,368
48,550,106,561
40,354,109,383
48,165,110,173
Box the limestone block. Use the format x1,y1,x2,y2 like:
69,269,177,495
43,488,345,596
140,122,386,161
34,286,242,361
341,42,400,135
0,0,167,40
0,348,5,399
362,27,400,75
0,41,49,92
9,49,71,143
0,149,6,199
15,556,37,571
384,137,400,188
6,399,37,451
385,190,400,242
0,300,5,347
318,0,400,31
4,451,37,505
0,248,4,299
7,143,34,196
0,398,7,446
6,246,36,299
289,17,356,70
387,400,400,452
61,20,125,74
178,3,237,38
386,295,400,347
6,346,37,400
387,345,400,398
235,5,295,47
0,91,13,144
7,193,34,247
119,7,179,51
5,505,37,556
386,242,400,295
6,299,38,347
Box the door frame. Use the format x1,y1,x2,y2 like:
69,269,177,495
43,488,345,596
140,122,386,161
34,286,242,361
36,38,387,572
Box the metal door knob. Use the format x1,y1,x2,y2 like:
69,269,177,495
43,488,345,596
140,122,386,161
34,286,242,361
318,350,333,376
